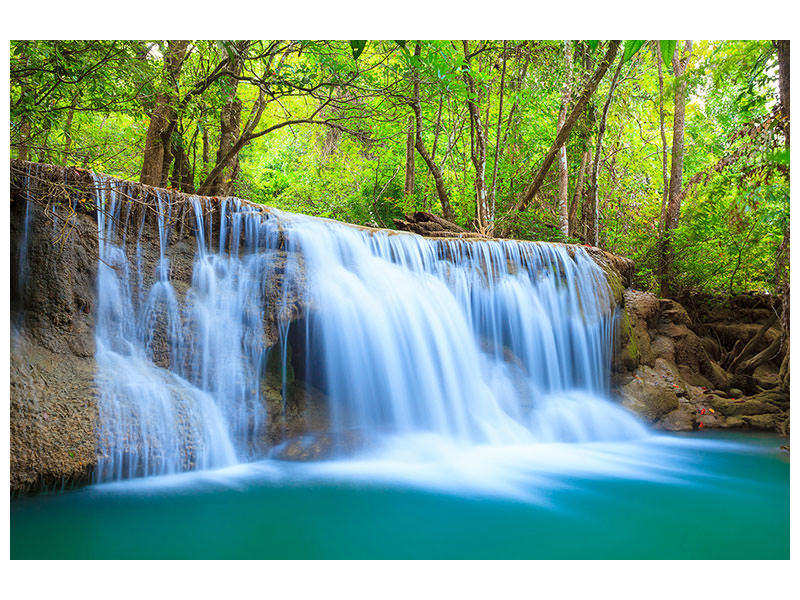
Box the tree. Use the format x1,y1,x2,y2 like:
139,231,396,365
461,40,490,232
140,40,189,186
659,40,693,296
586,53,625,246
557,40,573,236
512,40,621,214
409,42,455,221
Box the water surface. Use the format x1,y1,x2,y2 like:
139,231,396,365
10,432,788,559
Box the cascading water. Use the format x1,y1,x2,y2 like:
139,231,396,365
92,179,647,483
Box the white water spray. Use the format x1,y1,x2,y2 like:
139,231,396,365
92,182,647,482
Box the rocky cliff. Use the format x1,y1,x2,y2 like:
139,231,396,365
10,161,324,494
612,289,789,433
10,160,785,495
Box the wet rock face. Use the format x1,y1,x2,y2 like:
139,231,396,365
613,288,788,434
11,193,99,494
9,162,320,494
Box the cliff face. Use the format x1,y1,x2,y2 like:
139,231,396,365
611,289,789,434
10,161,325,494
11,183,98,494
7,160,653,494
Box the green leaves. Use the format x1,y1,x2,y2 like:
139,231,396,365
586,41,599,51
215,40,237,63
349,40,367,60
659,40,677,65
622,40,645,63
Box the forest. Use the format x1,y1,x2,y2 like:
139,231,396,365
10,39,790,299
9,39,792,564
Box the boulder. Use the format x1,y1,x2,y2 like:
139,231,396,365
614,311,640,372
741,414,782,430
660,403,696,431
651,335,676,363
618,365,680,422
707,397,780,417
624,289,660,324
659,298,692,326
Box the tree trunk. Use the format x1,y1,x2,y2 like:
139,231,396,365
170,133,195,194
204,43,247,196
489,40,508,233
569,149,589,236
61,92,79,165
208,95,242,195
776,40,789,149
513,40,621,213
587,53,625,246
462,40,490,233
18,119,31,161
404,114,415,196
410,42,455,222
775,40,790,364
656,42,670,235
557,40,574,236
140,40,189,187
659,40,693,296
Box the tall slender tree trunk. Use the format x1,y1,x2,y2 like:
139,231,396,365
659,40,693,296
410,42,455,222
513,40,620,214
557,40,574,236
404,114,415,196
204,42,248,196
140,40,189,186
775,40,790,356
656,42,670,235
18,119,31,161
776,40,789,148
587,54,625,246
462,40,490,232
489,40,508,233
569,149,589,236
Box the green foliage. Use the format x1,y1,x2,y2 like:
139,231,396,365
659,40,677,65
9,39,788,299
349,40,367,61
622,41,645,63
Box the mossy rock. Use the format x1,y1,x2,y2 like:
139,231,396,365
614,311,639,372
741,413,782,431
708,397,780,417
618,366,680,422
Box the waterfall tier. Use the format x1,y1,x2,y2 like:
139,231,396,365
87,175,646,481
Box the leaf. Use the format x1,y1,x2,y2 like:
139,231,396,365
660,40,677,65
215,40,236,63
394,40,406,49
622,40,645,63
350,40,367,61
586,40,599,51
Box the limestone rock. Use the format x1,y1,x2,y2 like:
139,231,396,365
651,335,676,363
741,414,782,430
659,298,692,326
624,289,660,324
660,404,696,431
707,397,780,417
618,366,680,422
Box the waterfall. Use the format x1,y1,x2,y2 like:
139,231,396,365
92,181,647,482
